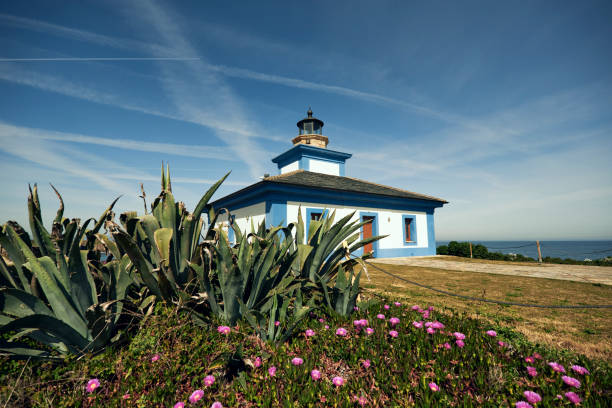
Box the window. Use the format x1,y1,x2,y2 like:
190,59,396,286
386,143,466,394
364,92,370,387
310,212,322,221
402,215,416,245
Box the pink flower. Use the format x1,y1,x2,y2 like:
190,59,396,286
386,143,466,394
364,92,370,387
86,378,100,393
571,365,590,375
431,321,445,329
498,341,507,348
353,319,368,327
325,324,330,329
564,392,582,405
336,328,348,336
452,332,465,340
515,402,533,408
356,395,367,406
291,357,304,366
486,330,497,337
422,310,430,319
428,306,434,311
174,402,185,408
274,321,280,326
384,304,390,310
305,329,315,337
389,317,400,326
424,321,433,327
411,305,420,311
122,394,130,400
394,301,401,307
389,330,398,338
527,366,538,377
562,376,581,388
523,391,541,404
254,357,262,368
525,356,535,364
362,359,371,369
533,352,542,359
189,390,204,404
365,327,374,335
268,366,276,377
151,353,160,362
204,375,215,387
217,325,231,335
428,382,439,392
311,369,321,380
354,306,359,311
211,402,223,408
426,327,435,334
332,376,345,386
318,318,325,323
456,340,465,348
413,321,423,329
376,314,385,320
443,342,451,350
548,362,566,373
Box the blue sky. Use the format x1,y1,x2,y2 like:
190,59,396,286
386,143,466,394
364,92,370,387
1,0,611,240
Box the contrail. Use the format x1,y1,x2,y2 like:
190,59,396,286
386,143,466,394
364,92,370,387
0,57,200,62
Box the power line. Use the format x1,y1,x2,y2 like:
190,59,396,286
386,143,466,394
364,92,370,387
360,258,612,309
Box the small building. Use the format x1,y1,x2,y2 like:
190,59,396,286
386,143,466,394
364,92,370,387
212,109,447,258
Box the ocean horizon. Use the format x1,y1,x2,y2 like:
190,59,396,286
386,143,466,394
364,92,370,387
435,240,612,261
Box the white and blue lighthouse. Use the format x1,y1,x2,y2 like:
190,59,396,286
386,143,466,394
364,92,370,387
212,109,447,258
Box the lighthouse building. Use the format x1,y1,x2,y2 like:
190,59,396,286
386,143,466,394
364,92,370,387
212,109,447,258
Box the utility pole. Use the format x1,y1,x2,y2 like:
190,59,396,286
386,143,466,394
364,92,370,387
536,240,542,264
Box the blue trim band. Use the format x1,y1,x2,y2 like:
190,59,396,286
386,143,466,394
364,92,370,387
265,199,286,228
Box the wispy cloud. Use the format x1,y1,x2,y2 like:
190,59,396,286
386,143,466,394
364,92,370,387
0,57,199,62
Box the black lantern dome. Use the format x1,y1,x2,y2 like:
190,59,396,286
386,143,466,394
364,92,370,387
293,108,328,148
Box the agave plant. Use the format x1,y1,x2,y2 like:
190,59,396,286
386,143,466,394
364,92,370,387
0,185,131,359
291,208,383,316
110,165,229,302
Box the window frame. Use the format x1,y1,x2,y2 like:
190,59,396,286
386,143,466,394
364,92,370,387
402,215,417,246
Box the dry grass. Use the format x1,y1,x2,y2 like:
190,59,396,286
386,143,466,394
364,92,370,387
359,261,612,363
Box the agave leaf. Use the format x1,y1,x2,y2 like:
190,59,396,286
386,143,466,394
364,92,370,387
0,339,59,360
68,248,97,317
49,184,64,225
0,255,18,288
0,288,53,318
90,196,121,237
94,233,121,260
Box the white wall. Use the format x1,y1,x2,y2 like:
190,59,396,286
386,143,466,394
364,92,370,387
308,159,340,176
280,161,299,174
285,201,428,249
216,202,266,234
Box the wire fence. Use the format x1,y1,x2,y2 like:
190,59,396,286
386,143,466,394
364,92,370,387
358,257,612,309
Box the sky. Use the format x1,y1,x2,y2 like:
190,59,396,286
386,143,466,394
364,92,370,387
0,0,611,241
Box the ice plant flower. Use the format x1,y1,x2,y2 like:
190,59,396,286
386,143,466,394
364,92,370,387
217,325,230,335
357,396,367,406
571,365,590,375
274,321,280,326
122,394,130,400
211,402,223,408
426,327,435,334
515,402,533,408
325,325,330,329
336,328,348,336
452,332,465,340
422,310,430,319
268,366,277,377
189,390,204,404
151,353,160,362
332,376,345,386
311,369,321,380
354,306,359,311
384,304,390,310
424,321,433,328
389,317,400,326
456,340,465,348
204,375,215,387
394,301,401,306
564,392,582,405
411,305,420,311
174,402,185,408
431,321,445,329
486,330,497,337
548,362,566,373
428,306,434,311
376,314,385,320
443,342,451,350
498,341,507,348
413,321,423,329
86,379,100,393
523,391,542,404
562,376,581,388
318,318,325,323
254,357,262,368
305,329,315,337
532,352,542,359
389,330,398,338
526,366,537,377
525,356,535,364
291,357,304,366
362,359,371,369
365,327,374,335
428,382,439,392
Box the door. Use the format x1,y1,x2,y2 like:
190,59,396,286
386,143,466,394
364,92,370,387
362,216,375,256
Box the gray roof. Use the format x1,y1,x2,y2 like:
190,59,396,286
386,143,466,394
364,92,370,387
262,170,447,203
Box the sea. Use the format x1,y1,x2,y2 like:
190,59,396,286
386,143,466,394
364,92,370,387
435,240,612,261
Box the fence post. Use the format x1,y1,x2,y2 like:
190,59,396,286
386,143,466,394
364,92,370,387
536,240,542,264
469,242,473,258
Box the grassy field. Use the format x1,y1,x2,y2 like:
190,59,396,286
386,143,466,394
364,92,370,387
360,260,612,363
